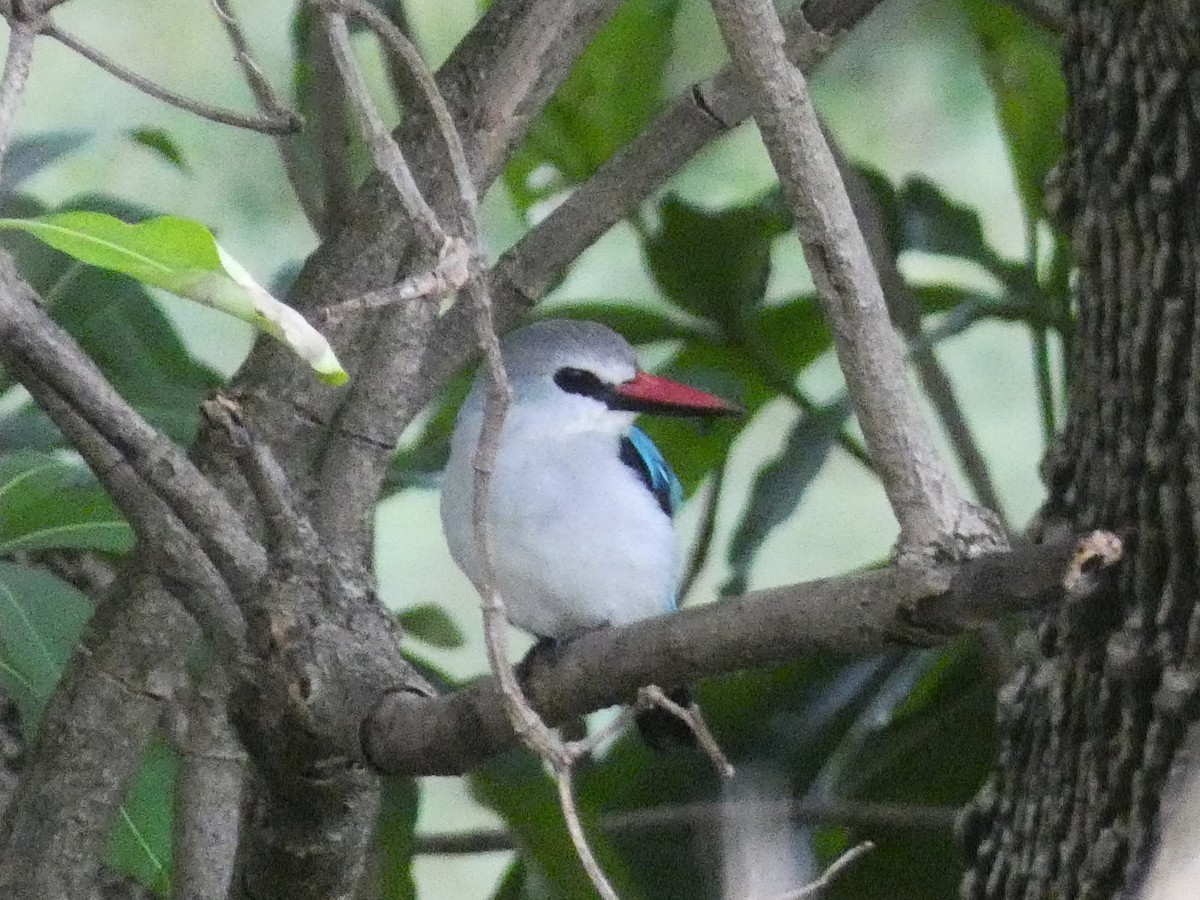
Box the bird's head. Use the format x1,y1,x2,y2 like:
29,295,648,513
493,319,740,432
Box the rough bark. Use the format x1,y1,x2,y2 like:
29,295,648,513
960,2,1200,897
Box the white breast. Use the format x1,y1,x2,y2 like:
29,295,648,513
440,405,679,640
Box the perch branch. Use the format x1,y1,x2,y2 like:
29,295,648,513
364,530,1122,776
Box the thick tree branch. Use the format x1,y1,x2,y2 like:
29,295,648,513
708,0,1004,562
832,138,1006,521
364,532,1121,776
170,665,245,900
0,18,35,171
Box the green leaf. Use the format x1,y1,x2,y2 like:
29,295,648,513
0,561,92,739
397,604,464,649
106,738,175,894
723,399,848,595
644,195,778,323
962,0,1066,230
129,128,188,171
0,452,133,555
507,0,682,209
897,177,1000,273
378,777,419,900
0,212,346,384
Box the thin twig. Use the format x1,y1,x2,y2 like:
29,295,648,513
319,235,471,324
772,841,875,900
0,19,36,173
40,23,301,134
314,0,479,220
708,0,1005,562
638,686,734,778
556,768,620,900
208,0,319,231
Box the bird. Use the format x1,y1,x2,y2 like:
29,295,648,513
440,318,739,747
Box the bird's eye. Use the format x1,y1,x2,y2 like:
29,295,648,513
553,367,608,400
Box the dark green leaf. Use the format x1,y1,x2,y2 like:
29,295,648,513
962,0,1066,230
644,195,776,323
128,128,188,171
723,398,848,596
506,0,682,210
850,165,904,260
897,176,998,271
0,561,92,739
4,131,90,191
378,776,419,900
106,738,175,894
0,452,133,555
398,604,464,649
752,295,833,375
490,862,528,900
470,749,642,899
827,641,994,900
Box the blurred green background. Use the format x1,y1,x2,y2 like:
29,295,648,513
3,0,1066,896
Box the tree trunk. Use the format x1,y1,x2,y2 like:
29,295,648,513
962,2,1200,897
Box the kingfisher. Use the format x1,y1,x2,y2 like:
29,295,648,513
440,318,739,747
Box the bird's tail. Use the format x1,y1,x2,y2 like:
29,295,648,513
635,684,699,751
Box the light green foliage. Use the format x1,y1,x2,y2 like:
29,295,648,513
0,212,347,384
0,452,133,556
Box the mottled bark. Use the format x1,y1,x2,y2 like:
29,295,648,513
961,3,1200,897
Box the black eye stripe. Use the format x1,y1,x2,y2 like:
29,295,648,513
553,367,610,401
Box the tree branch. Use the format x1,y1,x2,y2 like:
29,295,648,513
39,22,301,134
170,664,245,900
708,0,1004,562
830,135,1006,521
364,531,1122,776
0,18,35,173
415,799,956,854
0,256,266,597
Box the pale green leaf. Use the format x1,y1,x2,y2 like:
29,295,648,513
0,212,347,384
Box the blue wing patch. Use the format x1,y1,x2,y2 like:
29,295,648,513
619,426,684,518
